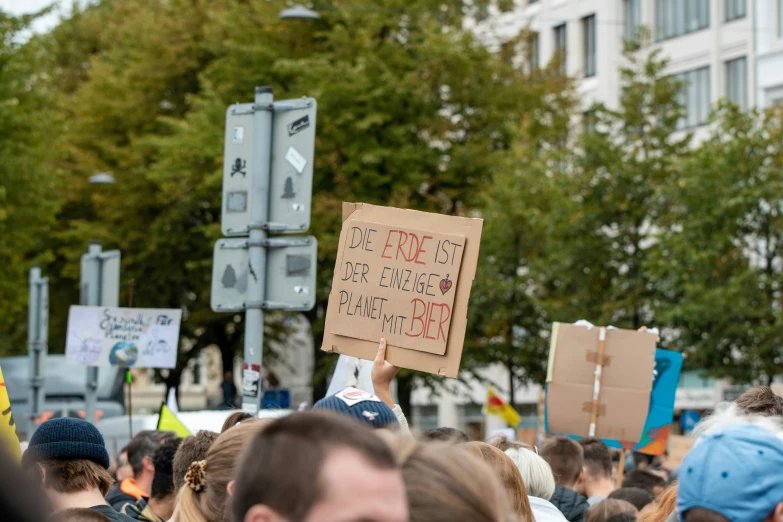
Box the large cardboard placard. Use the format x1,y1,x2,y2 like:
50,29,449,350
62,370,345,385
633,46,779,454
545,323,657,442
66,306,182,369
322,203,483,377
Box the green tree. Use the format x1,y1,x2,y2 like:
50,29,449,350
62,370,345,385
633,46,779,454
543,35,689,329
465,45,576,399
0,9,61,355
652,102,783,384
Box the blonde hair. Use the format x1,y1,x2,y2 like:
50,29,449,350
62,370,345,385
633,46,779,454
395,439,517,522
491,437,557,500
173,420,267,522
638,483,678,522
464,441,534,522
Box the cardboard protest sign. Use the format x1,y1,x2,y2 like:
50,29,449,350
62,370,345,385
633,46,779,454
545,323,657,442
322,203,483,377
66,306,182,369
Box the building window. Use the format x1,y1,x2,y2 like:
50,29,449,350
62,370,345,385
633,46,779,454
624,0,642,41
412,405,439,432
553,23,567,74
655,0,710,41
582,15,596,77
459,403,485,441
675,66,711,129
725,0,746,21
725,57,747,110
528,32,540,72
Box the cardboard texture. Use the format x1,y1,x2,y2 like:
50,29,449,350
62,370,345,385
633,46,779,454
331,220,465,355
322,203,483,377
546,323,657,441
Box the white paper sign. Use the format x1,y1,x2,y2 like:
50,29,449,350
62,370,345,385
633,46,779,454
66,306,182,369
326,355,375,397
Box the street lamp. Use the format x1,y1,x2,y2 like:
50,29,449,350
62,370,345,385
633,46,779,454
88,172,116,184
279,5,321,20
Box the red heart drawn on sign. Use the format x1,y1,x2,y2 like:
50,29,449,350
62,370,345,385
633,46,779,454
439,275,453,295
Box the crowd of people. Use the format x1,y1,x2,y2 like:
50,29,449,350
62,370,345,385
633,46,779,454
3,340,783,522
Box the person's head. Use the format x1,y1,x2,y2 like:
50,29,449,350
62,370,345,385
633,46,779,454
173,430,218,493
464,441,534,521
397,439,516,522
605,514,637,522
177,420,266,522
637,483,678,522
492,438,556,500
149,437,182,520
623,469,666,498
224,371,232,380
609,488,655,513
586,499,639,522
127,430,172,487
540,437,585,489
312,387,399,430
678,423,783,522
0,443,49,522
232,411,407,522
22,418,112,509
115,447,133,481
690,401,783,440
222,411,253,433
420,427,469,444
577,437,613,495
49,508,111,522
735,386,783,416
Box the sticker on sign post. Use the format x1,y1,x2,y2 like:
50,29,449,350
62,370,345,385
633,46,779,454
285,146,307,173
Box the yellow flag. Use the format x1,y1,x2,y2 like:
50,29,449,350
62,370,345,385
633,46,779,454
486,386,522,428
157,403,191,438
0,366,22,460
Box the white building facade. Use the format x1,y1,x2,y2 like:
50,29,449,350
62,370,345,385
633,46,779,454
412,0,783,437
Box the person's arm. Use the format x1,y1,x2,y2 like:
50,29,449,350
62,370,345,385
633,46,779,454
372,338,411,436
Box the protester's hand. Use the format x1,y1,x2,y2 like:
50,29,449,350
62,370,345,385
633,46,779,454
372,338,400,408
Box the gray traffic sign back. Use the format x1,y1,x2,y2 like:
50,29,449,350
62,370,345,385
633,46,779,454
268,98,316,233
211,236,317,312
221,103,255,236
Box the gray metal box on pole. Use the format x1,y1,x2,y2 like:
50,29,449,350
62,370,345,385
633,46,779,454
27,266,48,437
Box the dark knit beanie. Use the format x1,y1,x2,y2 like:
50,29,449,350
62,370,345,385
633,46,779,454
313,387,399,430
22,417,110,470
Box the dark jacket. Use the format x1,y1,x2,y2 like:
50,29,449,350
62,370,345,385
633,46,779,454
89,505,138,522
106,479,147,512
549,486,589,522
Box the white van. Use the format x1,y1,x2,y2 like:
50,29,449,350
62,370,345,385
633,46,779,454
97,409,291,456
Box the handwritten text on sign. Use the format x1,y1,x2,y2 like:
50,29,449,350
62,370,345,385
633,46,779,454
65,306,182,369
331,221,466,355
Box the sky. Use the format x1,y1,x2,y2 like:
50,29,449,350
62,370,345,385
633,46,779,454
0,0,66,34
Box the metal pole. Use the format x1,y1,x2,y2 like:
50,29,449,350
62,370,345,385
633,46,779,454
242,86,273,415
85,242,102,425
27,266,48,437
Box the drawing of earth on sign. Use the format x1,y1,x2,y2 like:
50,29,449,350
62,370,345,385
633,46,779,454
109,342,138,366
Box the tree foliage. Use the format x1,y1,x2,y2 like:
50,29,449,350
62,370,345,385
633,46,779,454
4,4,783,393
